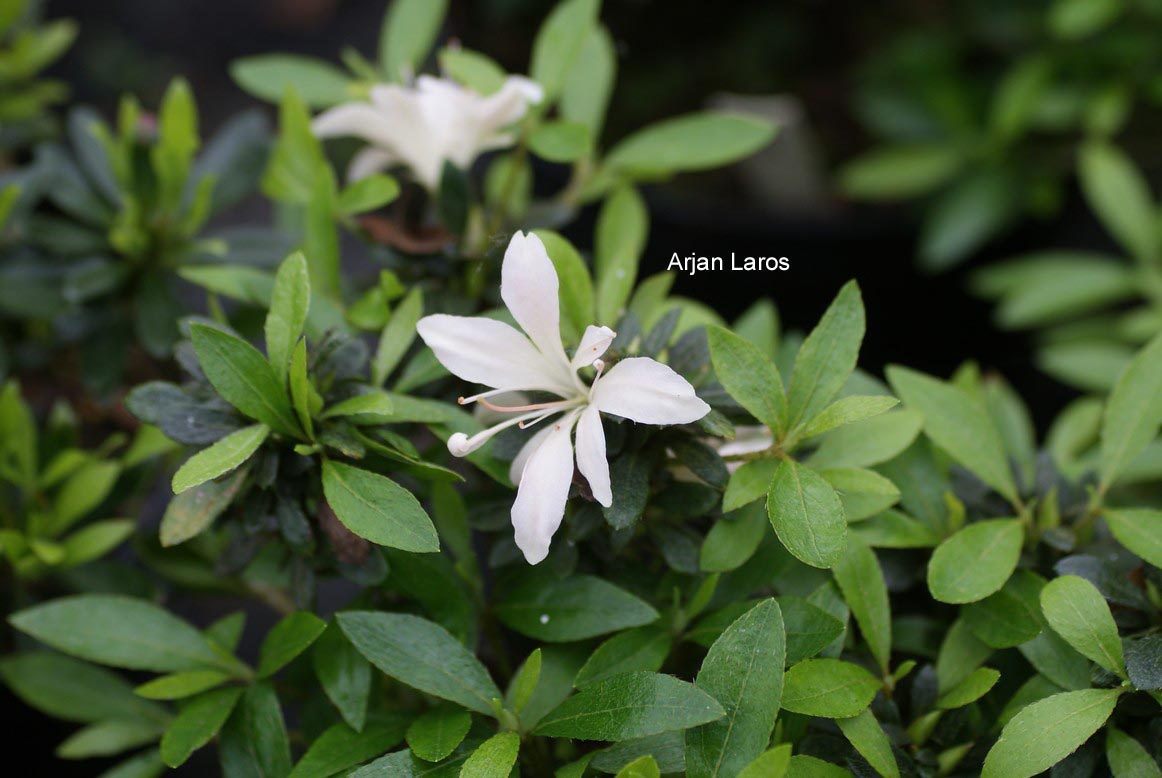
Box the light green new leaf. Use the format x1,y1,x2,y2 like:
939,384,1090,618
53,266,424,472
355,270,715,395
839,144,963,200
529,0,599,100
338,174,400,215
575,627,671,688
787,281,865,429
796,395,898,441
508,649,542,715
1099,333,1162,488
707,326,786,435
780,659,880,719
1040,575,1125,676
686,599,785,778
529,120,592,163
820,467,900,521
321,392,395,422
595,186,648,325
405,707,471,762
135,670,231,700
0,652,166,724
982,689,1120,778
439,47,506,94
887,366,1018,503
605,112,777,177
1106,727,1162,778
766,459,847,569
380,0,448,81
9,595,231,673
561,24,616,136
372,287,422,386
927,519,1023,604
337,611,501,716
171,424,268,494
52,459,120,533
616,756,661,778
701,501,769,571
832,536,891,674
935,667,1000,709
784,754,850,777
807,409,923,470
321,460,438,552
1078,142,1157,265
835,710,899,778
1104,509,1162,567
56,719,165,760
535,672,725,741
160,687,243,768
257,611,328,678
231,56,351,107
265,252,310,381
190,323,300,437
460,732,520,778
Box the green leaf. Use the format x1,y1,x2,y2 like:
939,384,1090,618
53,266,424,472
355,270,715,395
1040,575,1125,676
887,366,1018,503
780,659,880,719
508,649,542,716
796,395,898,441
0,652,166,724
190,323,300,436
321,460,438,552
135,670,231,700
832,536,891,673
575,627,672,688
1106,727,1162,778
1079,142,1157,264
737,745,791,778
495,571,659,642
231,55,352,107
927,519,1023,604
535,672,725,741
595,186,648,325
460,732,520,778
787,281,865,429
982,689,1120,778
160,467,247,546
616,756,661,778
1104,509,1162,567
380,0,448,80
529,121,592,163
51,459,120,533
561,25,616,136
56,719,165,760
707,326,786,435
839,144,963,200
321,392,395,422
534,230,595,343
807,409,923,470
835,710,899,778
766,459,847,569
265,252,310,381
701,502,769,571
373,288,423,386
529,0,599,101
605,112,776,177
338,174,400,215
257,611,328,678
686,599,785,778
935,666,1000,709
9,595,231,673
963,586,1042,649
820,467,900,521
160,687,243,768
218,681,293,778
312,622,371,731
779,597,845,664
784,755,849,776
171,424,268,494
405,707,472,762
1099,334,1162,488
59,518,135,568
288,716,408,778
439,47,506,95
918,168,1015,271
338,611,501,716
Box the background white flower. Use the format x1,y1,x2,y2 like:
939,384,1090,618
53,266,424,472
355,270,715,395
417,232,710,563
312,74,543,190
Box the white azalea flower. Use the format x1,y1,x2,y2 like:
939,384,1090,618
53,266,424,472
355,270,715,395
312,74,543,190
416,232,710,564
716,425,774,472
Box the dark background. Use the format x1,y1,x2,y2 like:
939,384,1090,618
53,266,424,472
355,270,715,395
11,0,1113,773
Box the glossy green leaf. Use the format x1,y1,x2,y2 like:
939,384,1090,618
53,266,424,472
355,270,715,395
927,519,1023,604
686,599,785,778
337,611,500,716
321,460,438,552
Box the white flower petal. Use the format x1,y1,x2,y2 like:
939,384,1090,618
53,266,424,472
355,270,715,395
416,314,575,395
717,426,774,458
575,404,611,507
570,325,616,369
509,423,555,484
511,411,578,564
591,357,711,425
346,147,396,182
501,232,572,373
311,103,385,141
